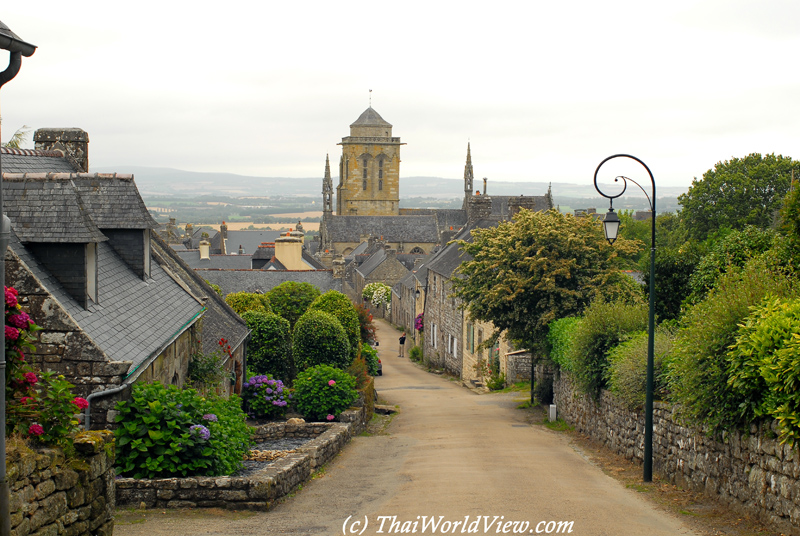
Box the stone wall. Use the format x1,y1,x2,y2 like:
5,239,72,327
502,350,531,385
117,422,352,510
553,372,800,534
5,431,116,536
423,270,463,376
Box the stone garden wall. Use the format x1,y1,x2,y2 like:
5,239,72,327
5,431,116,536
553,371,800,535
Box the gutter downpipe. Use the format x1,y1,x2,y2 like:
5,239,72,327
1,45,31,536
84,308,206,430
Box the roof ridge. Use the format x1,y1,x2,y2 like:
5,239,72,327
2,172,134,180
0,147,64,157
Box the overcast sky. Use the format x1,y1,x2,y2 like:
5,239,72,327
1,1,798,190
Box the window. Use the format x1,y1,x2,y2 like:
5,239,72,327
378,179,383,191
363,180,367,190
362,159,368,179
432,324,438,348
467,323,474,353
379,170,383,179
477,328,483,357
379,160,383,168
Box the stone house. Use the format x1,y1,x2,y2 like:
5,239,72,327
353,246,425,318
1,130,249,427
390,258,427,347
461,318,521,387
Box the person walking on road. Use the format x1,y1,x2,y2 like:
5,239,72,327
399,332,406,357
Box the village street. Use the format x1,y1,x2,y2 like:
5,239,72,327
115,318,699,536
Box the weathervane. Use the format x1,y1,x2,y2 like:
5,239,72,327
369,89,372,107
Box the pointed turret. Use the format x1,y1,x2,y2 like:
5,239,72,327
322,154,333,215
463,143,474,210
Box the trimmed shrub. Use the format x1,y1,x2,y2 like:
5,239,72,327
545,317,580,371
293,364,358,421
242,311,293,381
242,375,290,420
666,261,797,435
115,383,251,478
293,309,351,371
408,345,423,363
267,281,321,327
569,299,648,398
224,291,272,316
309,291,361,360
606,327,675,410
727,296,800,445
361,342,379,376
642,245,701,321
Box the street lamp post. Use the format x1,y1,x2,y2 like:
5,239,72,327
593,154,656,483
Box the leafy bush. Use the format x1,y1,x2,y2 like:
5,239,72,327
362,282,392,310
241,375,289,420
293,365,358,421
309,291,361,359
408,344,423,362
205,281,223,296
224,291,272,316
727,296,800,445
361,342,379,376
346,356,371,390
241,311,293,381
115,383,251,478
293,309,351,371
569,299,648,398
546,317,580,371
606,327,675,410
666,261,797,435
642,245,701,321
267,281,320,327
355,304,375,343
188,337,232,389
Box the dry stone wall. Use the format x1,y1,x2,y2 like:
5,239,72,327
5,431,115,536
553,371,800,535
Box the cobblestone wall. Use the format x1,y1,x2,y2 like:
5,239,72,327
553,371,800,534
6,431,115,536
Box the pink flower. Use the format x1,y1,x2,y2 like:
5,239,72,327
9,312,31,329
23,372,38,384
28,423,44,436
72,397,89,410
326,414,335,421
5,288,18,307
5,325,19,341
20,396,33,405
328,380,336,386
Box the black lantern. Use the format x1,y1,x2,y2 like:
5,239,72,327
602,207,620,245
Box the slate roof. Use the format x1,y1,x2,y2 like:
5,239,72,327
226,230,282,255
302,251,327,269
174,250,253,270
0,147,78,173
9,233,205,377
350,107,392,128
71,175,158,229
252,245,276,260
2,177,107,243
396,253,427,271
150,234,249,356
356,248,386,278
324,215,439,243
199,269,341,296
424,220,497,278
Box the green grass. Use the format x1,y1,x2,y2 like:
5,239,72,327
544,418,573,432
496,381,531,393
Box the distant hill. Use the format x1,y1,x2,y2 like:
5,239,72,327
95,166,686,212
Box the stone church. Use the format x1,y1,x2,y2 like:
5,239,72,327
317,106,553,263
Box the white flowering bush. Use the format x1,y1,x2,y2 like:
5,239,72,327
363,282,392,312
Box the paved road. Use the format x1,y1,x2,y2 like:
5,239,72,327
116,318,699,536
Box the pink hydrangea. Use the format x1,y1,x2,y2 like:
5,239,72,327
72,397,89,410
20,396,33,405
326,414,335,421
328,380,336,386
23,372,38,384
8,312,31,329
28,423,44,436
5,325,19,341
5,287,18,307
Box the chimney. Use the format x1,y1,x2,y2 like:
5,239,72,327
508,195,539,219
238,244,244,255
34,128,89,172
220,221,228,255
467,194,492,223
483,177,487,195
274,234,306,270
199,239,211,260
332,255,345,278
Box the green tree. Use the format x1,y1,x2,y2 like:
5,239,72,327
224,292,271,316
292,309,351,371
1,124,31,149
241,311,293,381
642,245,701,321
678,153,800,241
309,290,360,361
451,209,642,352
266,281,320,327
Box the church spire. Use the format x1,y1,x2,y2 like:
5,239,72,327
463,142,474,209
322,154,333,214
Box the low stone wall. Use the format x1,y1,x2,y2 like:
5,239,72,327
116,421,353,510
553,371,800,534
6,430,115,536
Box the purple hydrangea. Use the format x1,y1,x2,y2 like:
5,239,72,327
202,413,218,422
189,424,210,440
